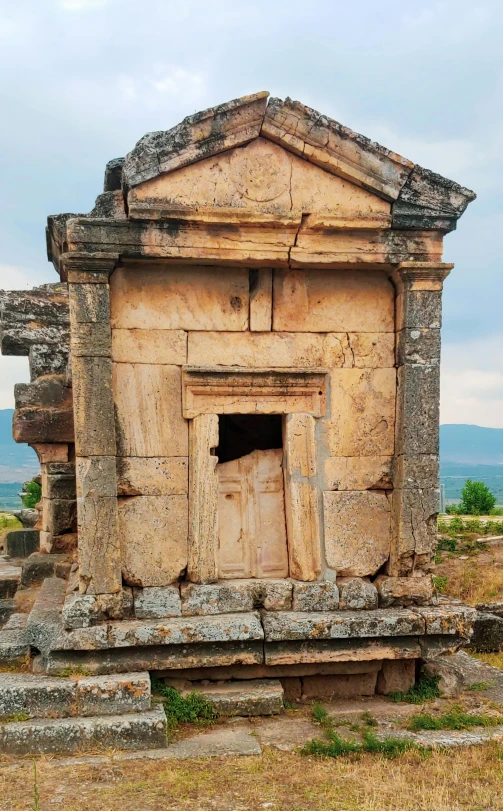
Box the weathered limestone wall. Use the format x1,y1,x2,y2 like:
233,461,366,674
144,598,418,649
109,264,396,586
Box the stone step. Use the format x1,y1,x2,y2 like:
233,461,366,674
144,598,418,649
21,553,70,587
0,559,22,600
168,678,284,716
5,529,39,559
0,613,30,666
0,704,167,755
0,671,151,719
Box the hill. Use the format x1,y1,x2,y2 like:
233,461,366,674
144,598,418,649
440,424,503,465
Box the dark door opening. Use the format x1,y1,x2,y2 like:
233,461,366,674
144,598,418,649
216,414,283,464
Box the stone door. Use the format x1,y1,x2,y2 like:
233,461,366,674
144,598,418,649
217,448,289,579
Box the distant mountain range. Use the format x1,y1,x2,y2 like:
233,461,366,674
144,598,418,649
440,424,503,465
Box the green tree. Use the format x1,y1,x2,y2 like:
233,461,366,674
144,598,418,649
21,479,42,509
459,479,496,515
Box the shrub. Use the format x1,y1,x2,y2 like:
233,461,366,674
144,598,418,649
151,679,218,730
389,674,441,704
21,479,41,509
459,480,496,516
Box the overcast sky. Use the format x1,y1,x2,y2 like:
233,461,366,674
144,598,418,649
0,0,502,425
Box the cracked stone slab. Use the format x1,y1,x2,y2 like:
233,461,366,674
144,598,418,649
262,609,424,642
53,612,264,651
411,605,476,637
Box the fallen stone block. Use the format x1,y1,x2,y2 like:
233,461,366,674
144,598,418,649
180,679,284,716
469,611,503,652
0,561,22,599
5,530,39,559
76,672,151,717
21,554,68,587
0,705,167,755
292,582,339,612
376,659,416,695
262,609,424,642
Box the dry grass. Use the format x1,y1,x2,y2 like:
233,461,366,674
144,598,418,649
434,545,503,604
472,651,503,669
2,745,503,810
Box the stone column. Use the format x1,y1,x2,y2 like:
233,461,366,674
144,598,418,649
187,413,219,584
390,261,452,576
65,254,122,595
283,413,322,581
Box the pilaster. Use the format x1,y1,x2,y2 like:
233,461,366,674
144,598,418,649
65,254,122,595
390,262,452,576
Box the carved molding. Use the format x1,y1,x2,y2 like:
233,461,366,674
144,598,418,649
182,366,327,419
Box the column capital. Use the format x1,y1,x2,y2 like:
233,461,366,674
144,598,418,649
393,262,453,292
61,251,119,283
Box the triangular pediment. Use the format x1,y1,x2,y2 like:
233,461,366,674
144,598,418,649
127,137,391,228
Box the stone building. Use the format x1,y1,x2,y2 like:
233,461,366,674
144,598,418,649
0,93,477,745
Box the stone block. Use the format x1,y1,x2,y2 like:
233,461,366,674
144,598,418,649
323,491,391,577
0,674,77,719
396,289,442,330
301,672,377,700
292,582,339,612
134,586,182,619
27,577,65,658
262,609,424,643
187,413,219,584
250,268,272,331
69,283,110,325
62,590,133,629
390,488,439,565
376,659,416,695
272,269,394,333
0,599,16,625
76,672,151,716
117,457,188,496
469,612,503,652
324,456,392,491
396,328,441,367
395,364,440,456
375,575,435,608
337,578,378,611
265,637,421,666
321,368,396,457
72,356,116,456
21,554,67,587
113,362,188,457
44,473,76,500
71,322,112,357
0,563,21,598
181,580,293,616
413,604,476,638
112,328,187,364
13,404,74,445
5,529,40,558
118,495,188,587
163,660,383,682
280,677,302,702
422,658,463,698
43,498,77,535
77,496,121,594
182,679,283,717
110,266,249,330
393,455,439,490
76,456,117,499
14,375,71,410
47,640,264,675
0,705,167,755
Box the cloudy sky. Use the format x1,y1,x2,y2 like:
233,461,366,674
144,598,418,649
0,0,502,425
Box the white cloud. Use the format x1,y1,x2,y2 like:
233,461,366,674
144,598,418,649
441,334,503,427
0,357,30,410
153,67,204,100
60,0,110,10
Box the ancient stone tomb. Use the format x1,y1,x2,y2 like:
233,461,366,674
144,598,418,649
3,92,477,695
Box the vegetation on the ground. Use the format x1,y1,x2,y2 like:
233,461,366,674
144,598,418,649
302,702,418,758
407,706,501,732
152,679,218,731
472,652,503,669
21,479,41,509
389,674,441,704
0,513,22,532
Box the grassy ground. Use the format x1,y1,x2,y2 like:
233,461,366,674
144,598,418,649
3,744,503,810
434,518,503,604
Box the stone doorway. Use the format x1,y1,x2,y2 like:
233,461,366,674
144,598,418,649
216,415,288,579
